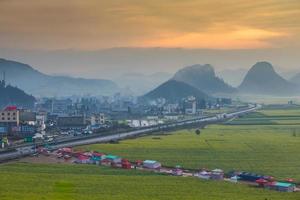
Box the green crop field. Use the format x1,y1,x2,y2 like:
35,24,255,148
2,108,300,199
79,109,300,181
226,109,300,125
0,163,299,200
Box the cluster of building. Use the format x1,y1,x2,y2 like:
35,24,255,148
147,96,232,116
197,169,297,192
56,148,162,170
0,106,45,141
0,103,108,147
32,94,230,134
40,146,298,193
238,172,296,192
198,169,224,180
126,118,164,128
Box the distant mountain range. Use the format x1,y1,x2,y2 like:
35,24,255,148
2,47,298,79
172,64,237,95
0,80,35,109
239,62,299,96
142,64,236,102
1,57,299,99
142,80,208,103
142,62,300,101
0,58,119,97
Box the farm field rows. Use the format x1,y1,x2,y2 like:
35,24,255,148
226,108,300,125
79,109,300,181
1,108,300,200
0,163,299,200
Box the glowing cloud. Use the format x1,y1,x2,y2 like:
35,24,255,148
0,0,298,50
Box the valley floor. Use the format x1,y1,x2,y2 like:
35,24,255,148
1,108,300,199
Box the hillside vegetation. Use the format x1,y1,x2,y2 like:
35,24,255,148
0,81,35,109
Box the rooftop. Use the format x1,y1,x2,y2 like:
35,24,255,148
143,160,159,164
274,182,295,187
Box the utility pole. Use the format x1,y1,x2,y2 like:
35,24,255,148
1,71,5,87
3,71,5,81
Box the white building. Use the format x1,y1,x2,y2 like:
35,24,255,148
143,160,161,169
128,120,141,128
141,120,149,127
36,114,46,131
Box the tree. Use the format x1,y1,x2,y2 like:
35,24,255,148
195,129,201,135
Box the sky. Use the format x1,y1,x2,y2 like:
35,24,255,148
0,0,299,77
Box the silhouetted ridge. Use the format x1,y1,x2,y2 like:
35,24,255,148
0,81,35,109
172,64,236,94
239,62,298,96
0,58,119,97
142,80,208,103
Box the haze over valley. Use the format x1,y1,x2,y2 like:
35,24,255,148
1,1,300,200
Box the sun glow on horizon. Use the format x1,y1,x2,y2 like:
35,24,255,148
0,0,299,50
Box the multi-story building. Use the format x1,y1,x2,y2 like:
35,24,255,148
184,96,197,115
90,113,105,126
57,115,87,130
0,106,37,138
0,106,20,126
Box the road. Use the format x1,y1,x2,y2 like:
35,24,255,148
0,105,260,162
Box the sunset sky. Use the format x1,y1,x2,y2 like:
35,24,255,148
0,0,299,77
0,0,299,50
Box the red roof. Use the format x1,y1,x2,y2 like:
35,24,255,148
93,152,105,157
4,106,17,111
267,181,277,186
78,155,89,160
135,160,143,164
256,179,268,184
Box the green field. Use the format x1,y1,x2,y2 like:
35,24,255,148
79,109,300,181
237,95,300,105
1,108,300,199
226,109,300,125
0,163,299,200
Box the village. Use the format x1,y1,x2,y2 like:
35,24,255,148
25,146,299,193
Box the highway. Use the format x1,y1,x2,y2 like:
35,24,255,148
0,105,260,162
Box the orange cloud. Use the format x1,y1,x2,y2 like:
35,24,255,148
142,27,287,49
0,0,298,50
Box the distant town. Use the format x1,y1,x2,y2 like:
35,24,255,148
0,73,242,149
1,1,300,199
